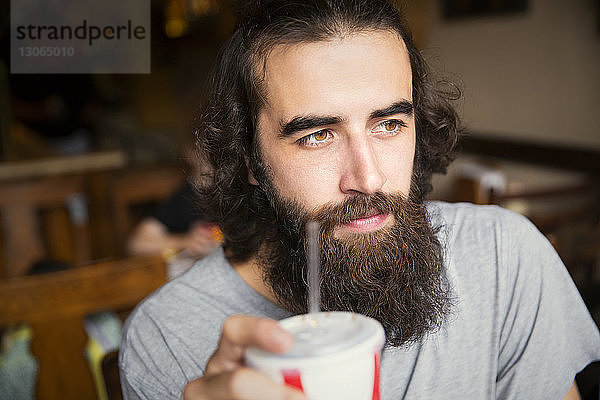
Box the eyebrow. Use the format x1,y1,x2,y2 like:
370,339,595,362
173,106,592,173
279,115,343,138
277,99,414,138
369,100,413,120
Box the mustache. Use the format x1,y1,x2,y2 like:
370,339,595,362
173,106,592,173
306,192,408,228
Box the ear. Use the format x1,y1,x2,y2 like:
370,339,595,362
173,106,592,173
245,156,259,185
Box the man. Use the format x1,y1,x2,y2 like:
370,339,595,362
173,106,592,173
119,1,600,399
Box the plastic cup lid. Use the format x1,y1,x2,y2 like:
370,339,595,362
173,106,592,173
247,311,385,361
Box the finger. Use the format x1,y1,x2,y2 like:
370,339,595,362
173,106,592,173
184,367,306,400
221,315,293,356
206,315,293,375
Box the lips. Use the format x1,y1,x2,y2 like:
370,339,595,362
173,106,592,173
341,211,390,233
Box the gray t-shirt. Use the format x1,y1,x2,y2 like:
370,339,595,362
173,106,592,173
119,202,600,399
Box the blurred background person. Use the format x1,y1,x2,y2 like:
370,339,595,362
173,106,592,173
126,180,222,258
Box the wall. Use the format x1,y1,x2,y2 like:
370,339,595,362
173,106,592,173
424,0,600,150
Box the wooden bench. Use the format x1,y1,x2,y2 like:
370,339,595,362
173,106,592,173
0,175,91,278
0,255,167,399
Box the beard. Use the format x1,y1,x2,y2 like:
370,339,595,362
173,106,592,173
252,171,453,348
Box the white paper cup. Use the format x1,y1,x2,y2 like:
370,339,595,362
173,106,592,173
245,312,385,400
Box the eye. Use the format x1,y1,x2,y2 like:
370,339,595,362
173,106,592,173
372,119,407,136
296,130,334,147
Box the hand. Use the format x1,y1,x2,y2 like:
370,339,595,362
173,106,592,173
184,223,223,258
183,315,307,400
127,219,221,257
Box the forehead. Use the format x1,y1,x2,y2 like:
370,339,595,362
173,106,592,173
258,30,412,123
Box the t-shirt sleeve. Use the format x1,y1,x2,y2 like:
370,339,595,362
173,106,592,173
120,374,159,400
118,306,205,400
496,212,600,399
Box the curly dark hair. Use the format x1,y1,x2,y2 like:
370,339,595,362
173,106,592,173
193,0,463,262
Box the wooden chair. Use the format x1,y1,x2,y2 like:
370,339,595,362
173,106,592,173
102,350,122,400
0,151,128,265
0,255,167,400
109,166,184,256
456,174,599,235
0,175,91,278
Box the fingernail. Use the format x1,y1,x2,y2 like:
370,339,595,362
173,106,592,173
271,327,293,349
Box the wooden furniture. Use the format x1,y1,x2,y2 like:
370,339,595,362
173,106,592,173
461,135,600,176
110,166,184,256
102,350,123,400
0,151,126,182
0,255,167,400
0,175,91,278
0,152,128,275
454,166,599,235
449,156,598,231
488,181,599,234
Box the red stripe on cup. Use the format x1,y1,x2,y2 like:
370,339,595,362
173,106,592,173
283,369,304,392
372,352,381,400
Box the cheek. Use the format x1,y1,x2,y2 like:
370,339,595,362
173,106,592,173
268,155,340,208
378,133,416,194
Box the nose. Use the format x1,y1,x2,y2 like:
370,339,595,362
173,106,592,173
339,137,386,195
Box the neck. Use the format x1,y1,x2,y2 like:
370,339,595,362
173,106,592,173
227,251,279,304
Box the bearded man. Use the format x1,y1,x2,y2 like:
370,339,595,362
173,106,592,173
119,1,600,399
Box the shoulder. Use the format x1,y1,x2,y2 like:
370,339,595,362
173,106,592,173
422,203,600,398
118,250,237,397
426,201,541,259
426,201,559,319
126,249,235,320
121,249,238,344
427,200,532,229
